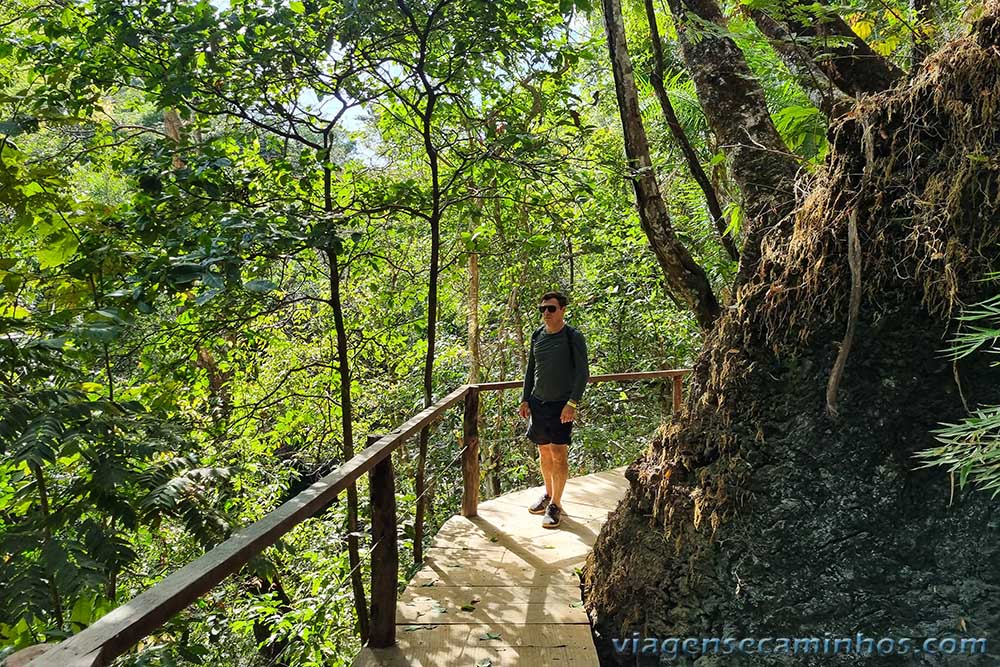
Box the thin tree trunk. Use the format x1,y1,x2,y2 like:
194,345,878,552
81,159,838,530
31,462,63,628
163,109,184,170
415,93,441,566
601,0,721,330
643,0,739,261
468,249,481,387
323,160,369,641
911,0,933,70
664,0,800,284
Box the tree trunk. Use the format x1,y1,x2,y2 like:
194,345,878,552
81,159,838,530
747,7,854,118
415,92,441,566
468,226,481,389
783,0,903,97
750,0,904,98
664,0,800,285
911,0,933,70
643,0,739,262
585,12,1000,664
324,161,369,641
601,0,721,330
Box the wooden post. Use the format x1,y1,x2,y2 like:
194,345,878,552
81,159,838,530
672,374,683,415
367,436,397,649
462,387,480,517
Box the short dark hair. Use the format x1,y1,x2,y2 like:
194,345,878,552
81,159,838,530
540,291,568,308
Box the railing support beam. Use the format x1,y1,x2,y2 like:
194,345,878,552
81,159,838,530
462,387,480,517
368,447,398,649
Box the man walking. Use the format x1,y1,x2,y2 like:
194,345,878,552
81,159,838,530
519,291,589,528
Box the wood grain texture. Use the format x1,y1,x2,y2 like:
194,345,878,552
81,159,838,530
462,387,481,518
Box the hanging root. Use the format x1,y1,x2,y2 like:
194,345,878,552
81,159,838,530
825,205,863,418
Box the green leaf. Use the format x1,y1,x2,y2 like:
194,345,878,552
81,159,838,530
20,182,44,197
38,233,80,269
244,279,278,293
168,264,204,285
195,289,220,305
289,1,305,13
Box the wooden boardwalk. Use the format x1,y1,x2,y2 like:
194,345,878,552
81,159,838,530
353,467,628,666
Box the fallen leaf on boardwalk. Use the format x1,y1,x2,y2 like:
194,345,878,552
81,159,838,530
433,605,448,613
471,596,481,603
420,580,437,587
403,625,438,632
479,632,502,641
569,602,583,608
476,659,493,667
460,604,476,611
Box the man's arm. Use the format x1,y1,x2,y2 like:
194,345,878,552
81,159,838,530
521,334,536,403
570,331,589,402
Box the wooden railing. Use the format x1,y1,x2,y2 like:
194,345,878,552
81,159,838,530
14,370,689,667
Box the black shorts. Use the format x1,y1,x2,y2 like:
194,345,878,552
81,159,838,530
526,395,573,446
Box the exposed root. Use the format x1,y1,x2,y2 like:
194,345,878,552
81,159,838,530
825,205,863,418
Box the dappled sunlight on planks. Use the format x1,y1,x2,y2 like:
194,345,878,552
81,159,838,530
354,467,628,667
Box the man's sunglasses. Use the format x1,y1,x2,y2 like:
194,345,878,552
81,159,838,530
538,305,559,313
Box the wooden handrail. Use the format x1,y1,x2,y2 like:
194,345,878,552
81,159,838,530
20,370,689,667
473,369,691,392
24,385,471,667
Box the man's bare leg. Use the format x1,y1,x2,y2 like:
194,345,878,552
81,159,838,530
549,444,569,509
538,444,554,497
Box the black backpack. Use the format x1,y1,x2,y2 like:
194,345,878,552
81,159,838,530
531,324,580,370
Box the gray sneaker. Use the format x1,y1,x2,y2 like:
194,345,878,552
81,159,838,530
542,503,562,529
529,493,551,515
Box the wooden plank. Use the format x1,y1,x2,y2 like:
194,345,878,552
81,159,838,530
673,374,684,414
475,369,690,392
28,385,471,667
462,388,480,518
369,452,398,648
430,516,502,550
392,623,594,647
463,645,596,666
397,599,589,624
400,585,582,607
409,562,580,588
487,497,612,521
355,643,595,667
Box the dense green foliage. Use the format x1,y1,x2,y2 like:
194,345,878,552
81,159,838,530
917,277,1000,498
0,0,989,663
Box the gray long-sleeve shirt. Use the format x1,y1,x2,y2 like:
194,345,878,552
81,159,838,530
521,324,589,403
